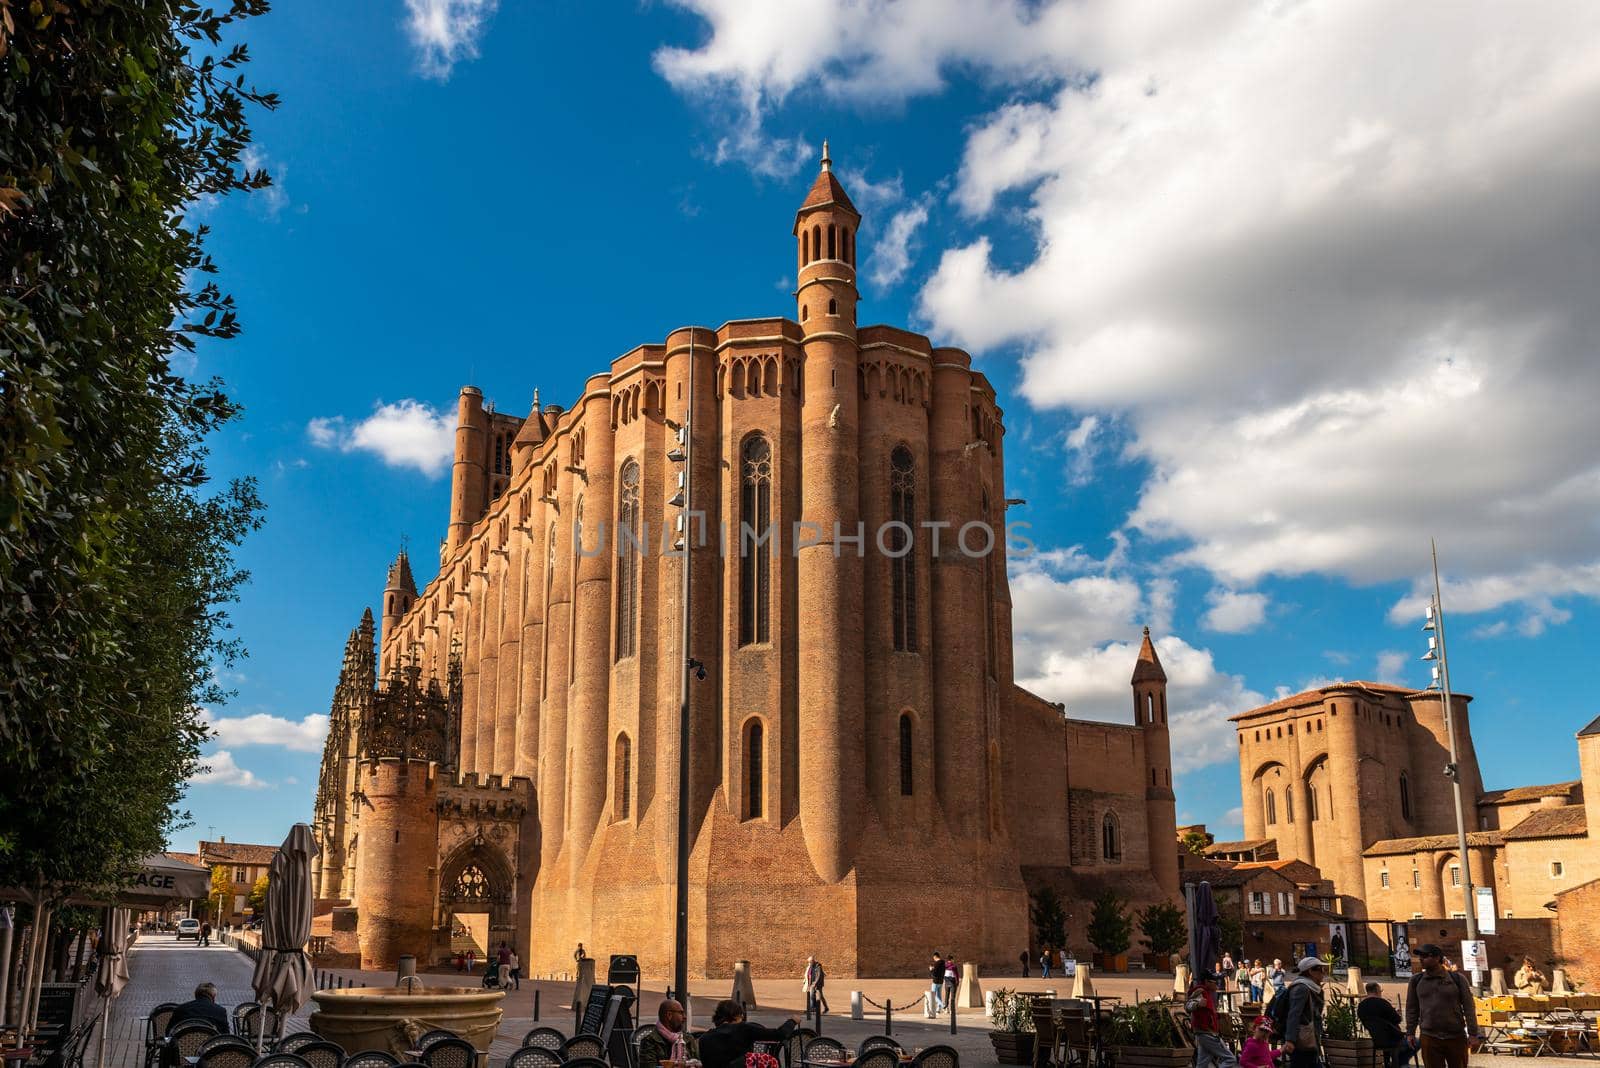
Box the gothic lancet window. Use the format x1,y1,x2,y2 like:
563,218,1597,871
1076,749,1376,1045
1400,772,1412,821
890,446,917,651
455,864,488,900
899,714,914,796
614,733,631,820
1265,788,1277,825
745,719,764,819
982,492,997,678
615,460,640,659
739,434,772,645
1102,812,1122,862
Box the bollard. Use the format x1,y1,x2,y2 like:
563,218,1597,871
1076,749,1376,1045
885,1001,892,1036
950,992,957,1035
534,989,541,1021
851,991,864,1021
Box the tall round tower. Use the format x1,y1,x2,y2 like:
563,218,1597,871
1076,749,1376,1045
794,142,866,883
355,757,440,969
380,548,417,667
1133,628,1180,899
447,386,489,554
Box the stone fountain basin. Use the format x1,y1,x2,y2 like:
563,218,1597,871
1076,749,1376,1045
308,985,506,1054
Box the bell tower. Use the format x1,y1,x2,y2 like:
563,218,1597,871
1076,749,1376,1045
380,547,416,659
794,141,861,331
1133,627,1180,899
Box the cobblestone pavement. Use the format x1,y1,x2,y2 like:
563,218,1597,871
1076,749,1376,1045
96,939,1563,1068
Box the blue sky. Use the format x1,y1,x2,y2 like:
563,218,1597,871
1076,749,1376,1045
179,1,1600,850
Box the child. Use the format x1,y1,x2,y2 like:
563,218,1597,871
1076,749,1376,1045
1239,1016,1279,1068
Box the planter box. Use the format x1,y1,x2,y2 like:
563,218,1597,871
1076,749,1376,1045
1324,1038,1378,1068
1094,953,1130,972
1112,1045,1192,1068
989,1031,1036,1065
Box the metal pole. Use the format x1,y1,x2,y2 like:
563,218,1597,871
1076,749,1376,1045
673,333,696,1008
1432,541,1479,988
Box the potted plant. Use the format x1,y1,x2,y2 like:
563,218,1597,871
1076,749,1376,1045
1322,996,1378,1068
987,987,1037,1065
1106,999,1190,1068
1139,902,1186,972
1088,890,1133,972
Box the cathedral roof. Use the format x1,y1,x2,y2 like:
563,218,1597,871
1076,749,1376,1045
1362,830,1505,856
1204,838,1275,856
1131,627,1167,684
794,141,859,227
386,551,416,595
1229,680,1469,721
512,388,546,451
1503,805,1587,841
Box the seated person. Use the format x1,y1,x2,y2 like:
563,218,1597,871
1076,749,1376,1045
1513,958,1549,995
638,999,698,1068
696,1000,797,1068
167,982,230,1034
1356,983,1413,1068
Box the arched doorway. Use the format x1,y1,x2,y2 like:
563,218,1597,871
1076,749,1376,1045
438,836,514,962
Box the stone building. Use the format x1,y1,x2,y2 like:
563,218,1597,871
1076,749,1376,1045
1230,682,1600,975
311,148,1182,977
195,839,279,926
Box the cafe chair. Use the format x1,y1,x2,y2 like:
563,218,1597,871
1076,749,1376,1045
277,1035,324,1055
253,1055,314,1068
563,1058,610,1068
417,1032,459,1052
506,1047,564,1068
170,1022,220,1063
344,1051,401,1068
854,1050,901,1068
195,1042,255,1068
561,1036,607,1062
522,1029,566,1052
802,1037,848,1065
420,1038,477,1068
197,1037,252,1056
295,1040,346,1068
783,1030,813,1068
858,1038,902,1056
911,1047,959,1068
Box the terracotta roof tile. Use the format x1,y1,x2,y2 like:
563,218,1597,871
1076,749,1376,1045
1479,781,1580,805
1204,839,1274,854
1362,830,1505,856
1132,628,1167,684
197,840,280,865
798,169,858,217
1503,805,1587,841
1230,681,1427,721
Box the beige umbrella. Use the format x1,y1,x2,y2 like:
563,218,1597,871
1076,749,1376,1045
250,824,318,1050
93,907,132,1068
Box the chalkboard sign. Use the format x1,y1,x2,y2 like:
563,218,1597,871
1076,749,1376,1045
601,991,636,1068
579,983,615,1036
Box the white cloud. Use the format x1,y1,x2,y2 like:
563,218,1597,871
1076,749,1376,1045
188,750,267,790
201,709,329,753
241,147,288,217
1009,552,1261,774
307,399,455,477
869,199,931,289
404,0,497,80
1201,589,1268,634
1375,650,1409,685
657,1,1600,631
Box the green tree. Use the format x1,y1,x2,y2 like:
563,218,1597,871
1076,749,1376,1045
1139,901,1188,957
1218,913,1244,962
209,865,232,923
1030,887,1069,949
0,2,273,900
1087,890,1133,956
1181,831,1211,856
248,873,269,914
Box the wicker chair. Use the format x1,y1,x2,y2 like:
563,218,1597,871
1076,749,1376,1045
782,1029,812,1068
198,1036,253,1057
505,1048,564,1068
858,1037,902,1056
419,1038,477,1068
911,1046,959,1068
231,1003,261,1034
196,1044,256,1068
170,1022,220,1062
561,1035,607,1062
253,1055,314,1068
563,1058,610,1068
802,1037,848,1065
522,1029,566,1053
146,1000,180,1068
343,1051,400,1068
853,1050,900,1068
417,1031,459,1053
296,1040,346,1068
278,1034,325,1054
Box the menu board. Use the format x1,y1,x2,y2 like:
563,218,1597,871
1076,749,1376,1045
579,983,615,1036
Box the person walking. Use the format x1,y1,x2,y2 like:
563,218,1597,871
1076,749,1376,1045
1222,951,1236,976
1249,960,1268,1003
928,953,947,1013
942,956,958,1011
1020,948,1031,978
1041,946,1053,980
1239,1016,1278,1068
1359,982,1415,1068
1405,944,1481,1068
1187,972,1239,1068
508,948,521,990
803,955,830,1016
199,921,211,948
1281,957,1328,1068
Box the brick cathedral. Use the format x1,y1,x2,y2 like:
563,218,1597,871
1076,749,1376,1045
311,148,1182,977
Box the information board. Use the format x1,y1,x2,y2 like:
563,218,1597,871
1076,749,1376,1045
1460,939,1488,972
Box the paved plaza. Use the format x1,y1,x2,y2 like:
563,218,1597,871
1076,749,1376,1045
97,935,1550,1068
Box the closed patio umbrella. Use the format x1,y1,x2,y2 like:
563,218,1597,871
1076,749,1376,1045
250,824,318,1050
93,907,131,1068
1189,881,1220,982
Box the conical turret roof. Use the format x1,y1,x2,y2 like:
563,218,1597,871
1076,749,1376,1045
385,551,416,596
512,389,547,452
794,140,859,227
1131,626,1167,684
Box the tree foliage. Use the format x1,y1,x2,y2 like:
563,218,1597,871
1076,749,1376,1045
1181,831,1211,856
1030,886,1068,950
248,873,268,914
1087,889,1133,955
209,865,232,922
1139,901,1188,956
0,0,273,898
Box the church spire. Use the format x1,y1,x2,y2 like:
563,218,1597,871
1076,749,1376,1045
1131,626,1167,684
793,140,861,330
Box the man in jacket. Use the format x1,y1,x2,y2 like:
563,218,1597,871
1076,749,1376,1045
803,956,830,1016
1358,982,1414,1068
1281,957,1328,1068
637,999,698,1068
1186,972,1239,1068
1406,944,1481,1068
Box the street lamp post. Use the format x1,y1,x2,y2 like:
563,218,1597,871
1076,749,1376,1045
668,333,697,1008
1422,539,1480,989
